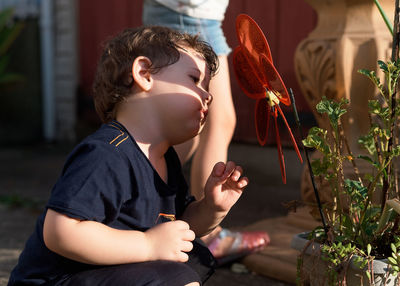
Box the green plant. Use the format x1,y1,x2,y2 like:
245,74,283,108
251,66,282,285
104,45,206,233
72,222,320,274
0,7,24,88
388,241,400,276
321,242,357,284
295,0,400,284
301,58,400,284
0,194,44,211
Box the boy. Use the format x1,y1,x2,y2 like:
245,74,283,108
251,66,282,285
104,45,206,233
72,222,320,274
8,26,248,285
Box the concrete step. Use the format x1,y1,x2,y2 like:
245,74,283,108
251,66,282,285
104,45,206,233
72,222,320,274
241,207,320,283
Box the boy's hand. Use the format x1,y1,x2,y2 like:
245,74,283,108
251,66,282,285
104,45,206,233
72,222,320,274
145,220,195,262
204,161,249,212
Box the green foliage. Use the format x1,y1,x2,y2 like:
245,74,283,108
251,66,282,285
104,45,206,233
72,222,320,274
315,96,348,131
388,243,400,275
0,194,44,210
297,1,400,282
320,242,366,285
302,58,400,282
0,8,24,89
296,255,304,286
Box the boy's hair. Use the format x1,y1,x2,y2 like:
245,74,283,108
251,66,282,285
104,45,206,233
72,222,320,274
93,26,219,123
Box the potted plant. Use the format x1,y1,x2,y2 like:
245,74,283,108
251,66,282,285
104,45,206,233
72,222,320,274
291,1,400,285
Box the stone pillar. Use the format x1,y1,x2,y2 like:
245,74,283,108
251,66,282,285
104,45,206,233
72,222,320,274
294,0,393,206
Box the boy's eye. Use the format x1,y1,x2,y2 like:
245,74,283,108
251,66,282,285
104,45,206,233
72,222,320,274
190,75,200,84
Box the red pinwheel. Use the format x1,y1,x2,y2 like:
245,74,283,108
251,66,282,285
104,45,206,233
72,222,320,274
232,14,303,184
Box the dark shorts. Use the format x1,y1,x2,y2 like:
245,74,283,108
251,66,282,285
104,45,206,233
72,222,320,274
47,239,216,286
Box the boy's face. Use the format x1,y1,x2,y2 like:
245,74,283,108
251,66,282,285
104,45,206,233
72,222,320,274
148,48,213,144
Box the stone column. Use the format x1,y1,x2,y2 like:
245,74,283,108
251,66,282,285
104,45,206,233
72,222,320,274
294,0,393,206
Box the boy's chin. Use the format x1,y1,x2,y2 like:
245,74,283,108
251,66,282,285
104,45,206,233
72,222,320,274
186,123,205,137
174,125,203,145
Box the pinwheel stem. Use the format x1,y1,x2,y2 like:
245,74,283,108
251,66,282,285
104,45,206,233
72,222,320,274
288,88,328,235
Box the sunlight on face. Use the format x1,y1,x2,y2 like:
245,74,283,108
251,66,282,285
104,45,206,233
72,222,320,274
146,47,213,144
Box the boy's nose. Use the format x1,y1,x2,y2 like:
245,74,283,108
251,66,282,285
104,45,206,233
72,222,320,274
204,92,213,106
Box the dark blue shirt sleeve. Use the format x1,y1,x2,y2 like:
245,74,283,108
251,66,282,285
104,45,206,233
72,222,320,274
47,141,133,223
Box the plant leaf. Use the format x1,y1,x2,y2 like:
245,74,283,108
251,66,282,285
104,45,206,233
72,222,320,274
0,8,14,31
0,22,24,56
378,60,388,72
0,73,24,85
388,257,397,265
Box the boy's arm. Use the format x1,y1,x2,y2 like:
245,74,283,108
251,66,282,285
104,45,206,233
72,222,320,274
43,209,194,265
181,161,248,237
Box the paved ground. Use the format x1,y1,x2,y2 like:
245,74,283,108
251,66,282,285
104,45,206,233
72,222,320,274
0,142,302,285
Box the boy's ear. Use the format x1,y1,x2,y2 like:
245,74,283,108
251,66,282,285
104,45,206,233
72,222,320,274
131,56,153,91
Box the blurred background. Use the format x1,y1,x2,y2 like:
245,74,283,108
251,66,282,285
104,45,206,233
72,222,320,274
1,0,396,284
0,1,319,285
0,0,317,147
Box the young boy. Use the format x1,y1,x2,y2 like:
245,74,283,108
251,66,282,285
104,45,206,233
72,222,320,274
8,26,248,285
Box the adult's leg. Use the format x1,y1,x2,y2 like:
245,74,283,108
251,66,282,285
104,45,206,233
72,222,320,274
175,55,252,262
175,55,269,264
143,1,236,191
143,0,269,263
175,55,236,199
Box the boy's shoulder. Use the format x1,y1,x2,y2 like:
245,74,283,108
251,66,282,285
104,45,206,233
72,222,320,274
68,121,135,163
83,121,131,148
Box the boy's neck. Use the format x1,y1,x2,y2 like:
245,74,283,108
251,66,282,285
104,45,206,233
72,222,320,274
116,93,170,154
136,140,168,183
118,117,169,156
118,117,169,183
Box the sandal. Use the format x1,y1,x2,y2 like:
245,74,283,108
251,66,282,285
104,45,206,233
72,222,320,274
206,228,270,266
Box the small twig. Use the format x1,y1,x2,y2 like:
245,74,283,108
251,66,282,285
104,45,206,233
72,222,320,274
341,126,363,184
341,253,353,286
391,0,400,62
369,113,383,166
334,120,345,233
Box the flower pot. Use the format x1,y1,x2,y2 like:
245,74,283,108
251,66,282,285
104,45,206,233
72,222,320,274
291,232,399,285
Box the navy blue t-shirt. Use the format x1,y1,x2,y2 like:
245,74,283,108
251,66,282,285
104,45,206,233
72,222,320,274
8,121,195,285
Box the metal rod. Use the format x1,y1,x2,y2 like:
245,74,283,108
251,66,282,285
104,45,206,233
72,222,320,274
289,88,328,235
391,0,400,62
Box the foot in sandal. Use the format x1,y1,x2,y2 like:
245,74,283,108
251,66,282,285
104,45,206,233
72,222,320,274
205,227,270,266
